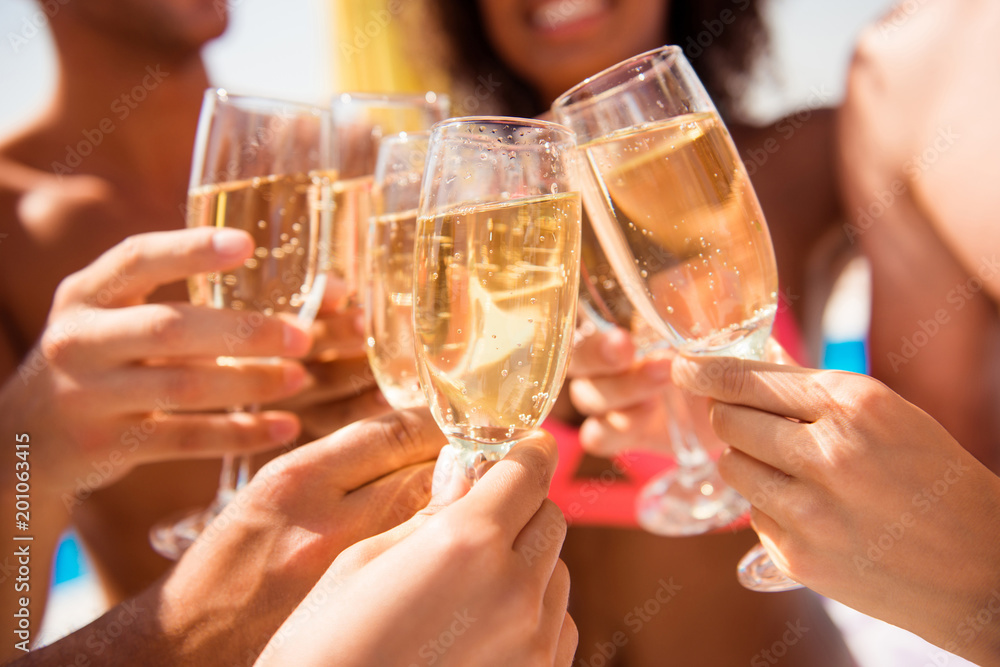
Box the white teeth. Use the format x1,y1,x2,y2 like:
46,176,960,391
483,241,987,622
532,0,606,30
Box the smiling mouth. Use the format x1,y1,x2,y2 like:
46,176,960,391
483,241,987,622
531,0,611,32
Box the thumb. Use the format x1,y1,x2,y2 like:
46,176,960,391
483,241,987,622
333,446,473,573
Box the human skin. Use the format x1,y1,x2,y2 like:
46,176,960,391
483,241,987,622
472,2,853,664
8,408,446,666
0,0,381,612
837,0,1000,473
255,432,577,667
671,352,1000,666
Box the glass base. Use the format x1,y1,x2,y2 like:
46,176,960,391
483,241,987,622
636,461,750,536
446,440,514,484
737,542,804,592
149,491,234,561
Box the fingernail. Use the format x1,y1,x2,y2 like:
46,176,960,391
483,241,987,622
430,445,472,504
600,329,630,364
268,418,299,443
283,322,311,355
283,364,306,390
212,229,251,257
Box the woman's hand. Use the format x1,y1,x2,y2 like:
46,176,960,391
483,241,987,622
11,409,447,666
0,227,313,500
567,326,724,458
256,431,577,667
672,354,1000,664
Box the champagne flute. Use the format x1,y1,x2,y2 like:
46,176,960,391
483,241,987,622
413,117,581,476
329,92,450,307
553,46,800,592
578,212,749,535
365,131,430,408
150,90,334,559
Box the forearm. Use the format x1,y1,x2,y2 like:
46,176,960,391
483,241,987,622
7,586,178,667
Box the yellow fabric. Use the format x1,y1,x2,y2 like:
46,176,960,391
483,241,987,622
331,0,449,94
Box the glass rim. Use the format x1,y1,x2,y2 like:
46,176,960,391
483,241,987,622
331,90,450,108
378,130,433,148
551,44,681,112
207,88,329,116
429,115,576,143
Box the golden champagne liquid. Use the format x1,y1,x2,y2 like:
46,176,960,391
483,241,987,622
328,174,373,306
414,193,581,448
366,209,425,408
578,209,664,353
580,112,778,357
186,171,334,319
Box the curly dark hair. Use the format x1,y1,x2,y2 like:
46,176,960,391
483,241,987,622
433,0,768,119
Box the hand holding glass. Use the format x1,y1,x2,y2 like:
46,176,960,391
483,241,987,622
553,46,797,592
150,90,333,559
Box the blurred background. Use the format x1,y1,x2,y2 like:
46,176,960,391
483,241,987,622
9,1,971,666
2,0,892,129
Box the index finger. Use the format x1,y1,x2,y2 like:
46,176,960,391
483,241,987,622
458,431,558,542
290,408,447,491
568,326,635,378
62,227,254,308
671,355,822,423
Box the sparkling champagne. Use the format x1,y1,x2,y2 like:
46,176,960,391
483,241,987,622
328,174,373,307
186,171,334,319
414,193,581,448
366,209,424,408
580,111,778,357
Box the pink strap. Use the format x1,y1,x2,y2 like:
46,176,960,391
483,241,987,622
548,305,805,528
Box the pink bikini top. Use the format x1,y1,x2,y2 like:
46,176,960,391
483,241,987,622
545,306,806,527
